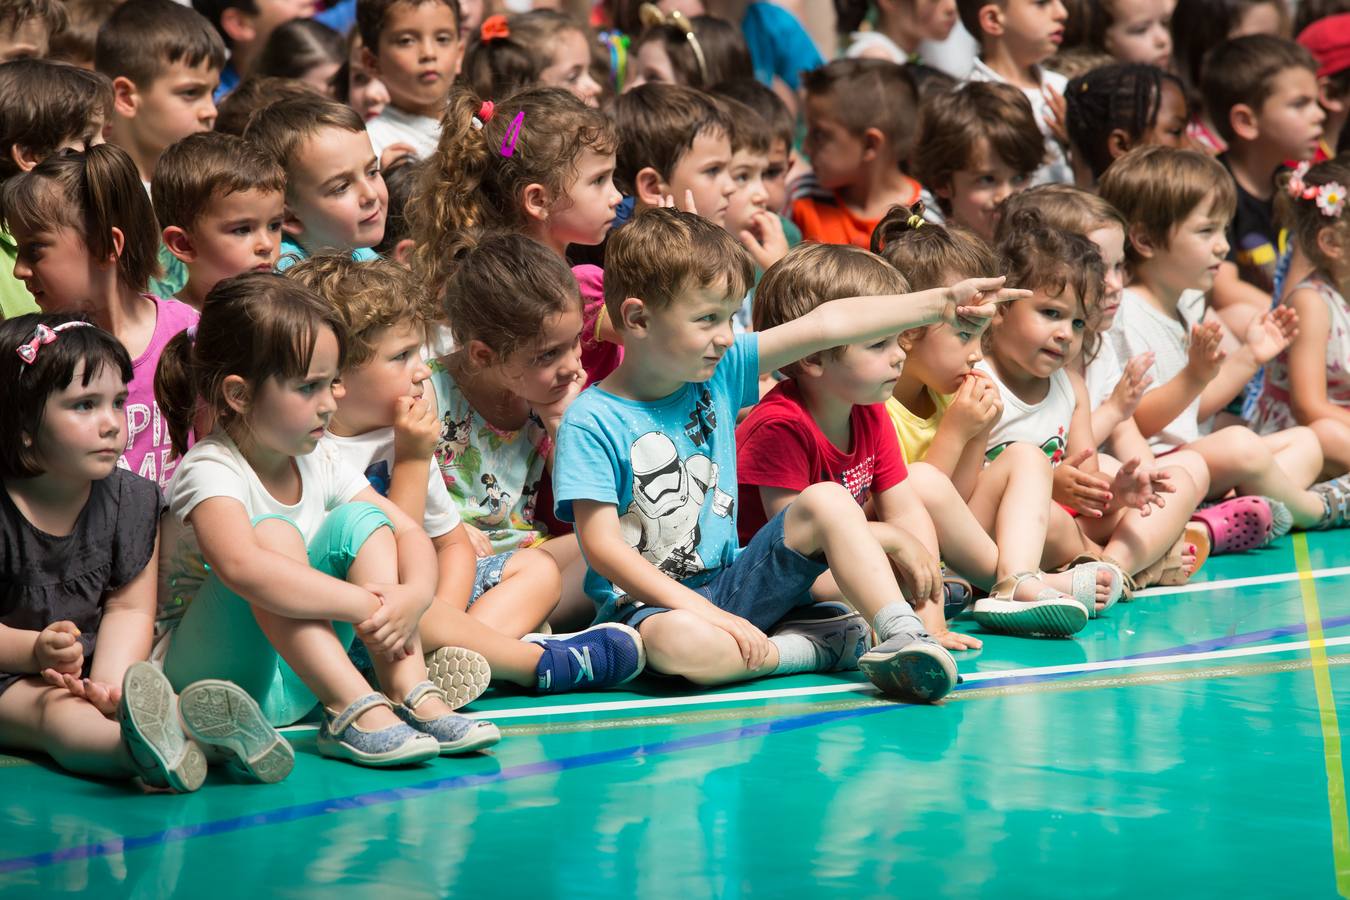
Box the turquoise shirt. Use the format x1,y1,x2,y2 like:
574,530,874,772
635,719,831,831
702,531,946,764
276,237,379,271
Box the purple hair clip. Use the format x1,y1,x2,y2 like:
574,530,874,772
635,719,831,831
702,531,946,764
15,320,93,366
500,111,525,158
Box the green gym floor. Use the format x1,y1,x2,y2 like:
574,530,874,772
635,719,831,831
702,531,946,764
4,533,1350,899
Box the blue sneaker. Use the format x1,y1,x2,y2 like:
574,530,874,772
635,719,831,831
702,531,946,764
526,623,646,694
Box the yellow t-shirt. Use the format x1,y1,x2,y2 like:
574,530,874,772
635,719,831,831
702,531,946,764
885,390,954,464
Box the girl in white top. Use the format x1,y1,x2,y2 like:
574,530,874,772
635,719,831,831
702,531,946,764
1253,159,1350,474
983,211,1204,600
155,273,498,768
838,0,965,72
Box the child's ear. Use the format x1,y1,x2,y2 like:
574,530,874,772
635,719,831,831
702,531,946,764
977,2,1004,36
619,296,648,334
392,237,416,266
1228,102,1260,142
796,351,826,377
1317,225,1345,264
860,127,885,161
112,76,139,118
466,339,498,370
1127,222,1156,260
634,167,668,208
281,207,305,238
932,178,952,201
1319,77,1347,115
361,44,381,77
9,143,42,173
219,7,257,45
1106,128,1133,161
221,374,251,415
521,183,551,224
162,226,198,264
104,226,125,267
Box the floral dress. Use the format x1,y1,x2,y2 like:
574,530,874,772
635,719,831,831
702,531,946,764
1253,277,1350,433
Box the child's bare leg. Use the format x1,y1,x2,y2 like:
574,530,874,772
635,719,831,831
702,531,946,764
1309,418,1350,478
906,462,998,585
639,609,780,685
466,548,560,638
1191,426,1326,525
1264,427,1324,487
540,536,597,632
248,518,402,730
0,680,133,778
418,603,544,687
1043,505,1097,569
1087,465,1206,576
964,443,1111,601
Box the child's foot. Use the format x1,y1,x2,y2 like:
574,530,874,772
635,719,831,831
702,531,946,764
1311,476,1350,529
858,630,958,702
394,682,500,754
178,680,294,784
972,572,1088,637
423,646,492,710
317,693,440,768
118,663,207,792
526,623,646,694
1264,497,1294,538
1038,563,1118,613
1190,496,1275,552
768,602,873,671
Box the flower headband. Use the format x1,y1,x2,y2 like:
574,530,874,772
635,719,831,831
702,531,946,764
638,2,709,84
1288,161,1347,218
16,320,93,366
480,14,509,43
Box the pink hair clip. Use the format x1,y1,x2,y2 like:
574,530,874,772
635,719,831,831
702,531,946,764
16,320,92,366
471,100,495,132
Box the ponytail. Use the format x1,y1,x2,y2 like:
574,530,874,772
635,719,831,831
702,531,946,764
154,329,197,459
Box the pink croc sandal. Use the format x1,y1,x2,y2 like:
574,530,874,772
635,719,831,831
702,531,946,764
1189,496,1275,554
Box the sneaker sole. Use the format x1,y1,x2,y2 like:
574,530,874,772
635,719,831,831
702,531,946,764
316,732,440,768
524,622,647,686
424,647,492,710
179,680,294,784
120,663,207,792
858,641,958,703
972,598,1089,637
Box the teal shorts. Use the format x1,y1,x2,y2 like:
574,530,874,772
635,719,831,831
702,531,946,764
162,501,391,727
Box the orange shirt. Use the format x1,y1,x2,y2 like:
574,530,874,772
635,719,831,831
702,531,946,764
790,180,921,248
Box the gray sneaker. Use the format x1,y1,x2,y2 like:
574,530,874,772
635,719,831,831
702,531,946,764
179,679,294,784
423,646,492,710
119,662,207,792
858,631,958,702
770,603,873,672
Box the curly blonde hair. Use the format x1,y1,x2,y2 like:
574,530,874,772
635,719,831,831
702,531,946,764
284,254,428,369
407,84,616,298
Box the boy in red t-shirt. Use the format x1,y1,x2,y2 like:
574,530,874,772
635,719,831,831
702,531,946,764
738,243,1013,651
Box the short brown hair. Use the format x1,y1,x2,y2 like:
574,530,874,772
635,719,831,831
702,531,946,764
152,132,285,232
1098,146,1237,263
996,208,1107,357
711,78,793,151
957,0,1003,44
47,0,117,66
285,254,428,369
0,0,65,41
720,95,771,155
913,81,1045,210
95,0,225,88
214,76,319,136
802,58,919,164
753,242,909,372
604,208,753,324
440,231,580,359
1201,35,1318,144
243,93,366,188
872,202,1000,291
0,143,161,293
357,0,459,54
614,83,732,195
996,184,1127,243
0,59,112,182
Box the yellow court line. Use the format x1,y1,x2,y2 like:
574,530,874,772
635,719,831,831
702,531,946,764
1293,533,1350,898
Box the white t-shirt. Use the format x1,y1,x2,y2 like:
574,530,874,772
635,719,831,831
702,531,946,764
967,58,1072,187
365,105,440,159
157,432,370,629
1106,287,1207,453
977,361,1076,464
1085,321,1126,413
320,427,461,538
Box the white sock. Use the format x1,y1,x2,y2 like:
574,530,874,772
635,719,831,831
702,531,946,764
770,634,818,674
872,602,922,643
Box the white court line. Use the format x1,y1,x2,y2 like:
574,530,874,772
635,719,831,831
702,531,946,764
280,633,1350,730
1134,563,1350,598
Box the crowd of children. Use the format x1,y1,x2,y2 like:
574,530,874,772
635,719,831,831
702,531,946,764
3,0,1350,793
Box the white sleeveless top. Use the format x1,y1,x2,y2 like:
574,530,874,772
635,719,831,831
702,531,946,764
976,362,1075,465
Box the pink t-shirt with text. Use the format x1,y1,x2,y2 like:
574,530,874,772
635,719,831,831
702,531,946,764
121,295,198,488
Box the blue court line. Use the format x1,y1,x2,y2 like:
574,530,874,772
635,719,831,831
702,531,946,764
4,609,1349,874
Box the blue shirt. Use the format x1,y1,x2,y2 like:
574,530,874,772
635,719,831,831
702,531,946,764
276,237,378,270
553,334,761,621
742,2,823,90
214,62,239,103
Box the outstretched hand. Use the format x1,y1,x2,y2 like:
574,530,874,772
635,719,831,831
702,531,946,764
1107,456,1174,516
1108,351,1155,417
942,277,1030,333
1052,448,1113,518
1245,306,1299,366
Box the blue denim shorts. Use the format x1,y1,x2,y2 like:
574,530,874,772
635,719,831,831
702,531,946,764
617,506,827,630
468,551,514,607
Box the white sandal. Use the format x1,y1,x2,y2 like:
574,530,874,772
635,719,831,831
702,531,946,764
972,572,1089,637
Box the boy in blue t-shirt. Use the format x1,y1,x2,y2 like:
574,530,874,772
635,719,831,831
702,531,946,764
553,209,1022,703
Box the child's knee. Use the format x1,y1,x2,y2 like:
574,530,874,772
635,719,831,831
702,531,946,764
505,547,563,596
1216,426,1272,473
254,516,307,560
906,462,957,504
640,610,737,682
996,441,1052,472
1163,449,1210,498
791,481,863,525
